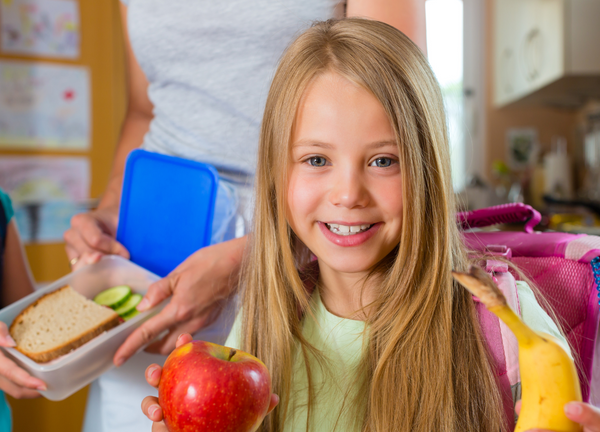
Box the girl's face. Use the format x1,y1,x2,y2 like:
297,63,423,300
287,71,403,277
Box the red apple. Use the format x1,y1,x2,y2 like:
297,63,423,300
158,340,272,432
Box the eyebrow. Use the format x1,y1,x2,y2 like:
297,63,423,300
292,139,397,149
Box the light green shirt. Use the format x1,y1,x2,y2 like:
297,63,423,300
225,281,568,432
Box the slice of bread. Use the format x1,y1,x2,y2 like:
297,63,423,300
10,285,121,363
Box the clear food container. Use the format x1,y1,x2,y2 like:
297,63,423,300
0,255,166,401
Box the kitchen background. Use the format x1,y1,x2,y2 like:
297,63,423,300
0,0,598,431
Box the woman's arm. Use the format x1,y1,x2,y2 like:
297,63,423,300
99,2,154,212
346,0,427,52
64,2,154,261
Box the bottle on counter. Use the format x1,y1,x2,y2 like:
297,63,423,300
544,136,573,200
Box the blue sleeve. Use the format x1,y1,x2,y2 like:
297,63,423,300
0,190,13,223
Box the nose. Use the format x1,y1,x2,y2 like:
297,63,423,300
329,164,370,209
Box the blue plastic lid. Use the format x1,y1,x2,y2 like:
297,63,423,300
116,149,219,277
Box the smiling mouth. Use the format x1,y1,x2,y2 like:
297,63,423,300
325,223,374,236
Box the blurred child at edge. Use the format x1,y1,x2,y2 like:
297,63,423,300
0,188,98,431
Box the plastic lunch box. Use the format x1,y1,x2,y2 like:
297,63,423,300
0,255,166,401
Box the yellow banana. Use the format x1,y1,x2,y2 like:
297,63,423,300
452,266,582,432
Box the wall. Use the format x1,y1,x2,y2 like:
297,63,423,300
1,0,126,430
484,0,578,181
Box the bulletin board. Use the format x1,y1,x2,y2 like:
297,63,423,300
0,0,126,281
0,0,126,431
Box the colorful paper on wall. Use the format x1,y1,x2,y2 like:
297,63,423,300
0,0,80,58
0,156,91,243
0,60,90,149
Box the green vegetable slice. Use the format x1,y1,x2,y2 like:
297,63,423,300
114,293,143,317
93,285,132,309
122,309,140,321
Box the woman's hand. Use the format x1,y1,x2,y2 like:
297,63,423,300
517,400,600,431
0,322,45,398
70,251,105,272
64,207,130,266
141,333,278,432
113,236,247,366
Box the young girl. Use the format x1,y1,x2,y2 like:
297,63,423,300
139,18,590,431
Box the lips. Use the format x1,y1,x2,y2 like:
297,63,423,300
318,221,380,247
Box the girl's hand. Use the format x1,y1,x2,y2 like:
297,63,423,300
141,333,194,432
141,333,279,431
0,322,46,398
517,400,600,432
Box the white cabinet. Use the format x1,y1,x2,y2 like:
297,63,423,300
494,0,600,108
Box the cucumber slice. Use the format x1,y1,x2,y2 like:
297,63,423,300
122,309,140,321
114,293,143,317
94,285,132,309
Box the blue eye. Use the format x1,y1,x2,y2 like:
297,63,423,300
308,156,327,167
370,157,394,168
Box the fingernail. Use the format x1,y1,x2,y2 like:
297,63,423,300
565,402,582,417
148,404,160,418
147,366,160,379
177,333,184,341
2,335,16,347
137,298,150,311
36,384,47,391
115,357,124,367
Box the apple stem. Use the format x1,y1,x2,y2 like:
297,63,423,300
228,349,236,361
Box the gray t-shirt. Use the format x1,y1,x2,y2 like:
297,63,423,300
123,0,340,184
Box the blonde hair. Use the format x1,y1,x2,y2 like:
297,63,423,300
240,18,505,432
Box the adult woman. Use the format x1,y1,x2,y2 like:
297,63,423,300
64,2,426,431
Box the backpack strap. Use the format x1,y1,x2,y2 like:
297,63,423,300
474,252,521,430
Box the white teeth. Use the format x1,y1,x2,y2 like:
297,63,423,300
325,223,372,236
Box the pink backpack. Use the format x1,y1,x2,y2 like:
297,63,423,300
459,203,600,428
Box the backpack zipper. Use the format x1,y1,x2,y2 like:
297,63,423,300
592,256,600,305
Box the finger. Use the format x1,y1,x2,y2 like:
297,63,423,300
151,421,169,432
267,394,279,414
565,402,600,432
71,214,129,258
0,375,42,399
515,399,521,415
64,228,96,258
81,230,128,258
144,316,211,355
136,276,176,312
175,333,193,348
65,242,83,263
114,305,179,365
0,323,16,347
71,252,103,272
141,396,163,422
145,364,162,388
0,354,46,390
